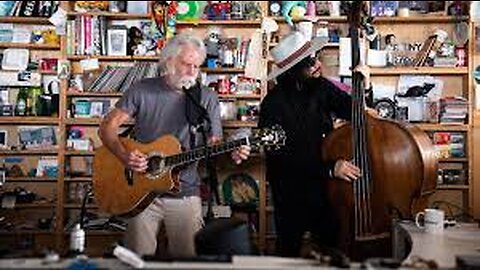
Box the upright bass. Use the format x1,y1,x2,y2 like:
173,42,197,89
322,1,438,260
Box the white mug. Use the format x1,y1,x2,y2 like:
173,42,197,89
415,208,445,234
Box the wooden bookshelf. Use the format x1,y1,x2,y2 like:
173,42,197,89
437,185,470,190
0,149,58,156
66,55,158,61
439,158,469,163
0,43,60,50
67,11,150,19
222,120,257,128
201,67,245,73
271,16,347,23
39,70,58,75
67,92,123,97
218,94,262,99
416,123,469,132
0,230,54,235
5,177,57,182
64,150,95,156
11,203,56,209
0,16,51,24
177,20,261,26
64,177,92,182
0,117,59,124
65,118,134,126
370,67,468,75
270,42,340,48
64,204,98,209
372,15,469,24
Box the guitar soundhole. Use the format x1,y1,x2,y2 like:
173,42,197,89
146,155,165,178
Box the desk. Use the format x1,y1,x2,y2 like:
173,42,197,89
0,256,333,269
393,221,480,268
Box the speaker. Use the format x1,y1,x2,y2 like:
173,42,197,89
195,218,253,256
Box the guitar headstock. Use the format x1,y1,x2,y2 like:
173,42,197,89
251,125,286,151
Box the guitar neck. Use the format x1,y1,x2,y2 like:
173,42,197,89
164,137,249,167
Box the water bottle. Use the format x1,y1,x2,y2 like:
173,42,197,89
70,223,85,254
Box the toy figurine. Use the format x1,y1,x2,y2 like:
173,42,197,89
205,1,231,20
282,1,306,26
204,27,223,67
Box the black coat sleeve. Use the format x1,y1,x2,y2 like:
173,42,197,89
317,78,353,121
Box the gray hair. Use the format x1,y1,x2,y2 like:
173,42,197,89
158,32,207,75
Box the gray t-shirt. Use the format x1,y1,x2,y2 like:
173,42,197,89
115,76,223,197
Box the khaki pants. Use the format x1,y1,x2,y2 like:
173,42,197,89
124,196,203,258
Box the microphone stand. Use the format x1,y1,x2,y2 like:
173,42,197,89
183,86,219,222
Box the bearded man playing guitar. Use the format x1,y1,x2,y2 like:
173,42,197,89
98,33,250,258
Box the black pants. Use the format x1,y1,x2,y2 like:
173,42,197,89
271,179,339,257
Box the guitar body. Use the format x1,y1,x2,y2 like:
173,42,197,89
93,135,182,217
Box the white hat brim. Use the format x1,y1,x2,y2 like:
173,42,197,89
267,37,329,81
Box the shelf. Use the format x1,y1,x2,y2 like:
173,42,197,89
64,150,95,156
437,185,469,190
266,234,277,240
65,118,134,126
5,203,56,209
372,15,469,24
370,67,468,75
177,20,261,26
416,123,469,132
5,177,57,182
0,230,54,235
270,42,339,48
222,120,257,128
218,94,262,99
0,16,52,24
66,55,158,61
67,92,123,97
63,230,124,236
67,11,150,19
0,42,60,50
201,67,245,73
439,158,468,163
67,12,261,26
0,117,59,125
85,231,124,236
65,118,102,125
64,177,92,182
64,204,98,209
271,16,347,23
39,70,58,75
0,149,58,156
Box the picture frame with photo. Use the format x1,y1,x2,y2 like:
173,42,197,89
107,27,128,56
89,99,111,117
18,126,57,149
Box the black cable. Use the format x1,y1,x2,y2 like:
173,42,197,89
80,185,93,228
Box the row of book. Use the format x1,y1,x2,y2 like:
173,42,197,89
66,15,108,56
439,96,468,124
0,1,59,17
86,62,159,93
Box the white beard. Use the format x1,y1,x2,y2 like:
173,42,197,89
177,77,196,89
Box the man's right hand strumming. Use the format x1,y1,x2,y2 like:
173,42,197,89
123,149,148,172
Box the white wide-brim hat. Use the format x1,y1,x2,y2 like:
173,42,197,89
268,31,329,81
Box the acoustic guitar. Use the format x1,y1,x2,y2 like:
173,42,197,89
93,126,285,217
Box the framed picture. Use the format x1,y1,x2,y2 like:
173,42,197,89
107,27,127,56
18,126,57,149
0,129,7,149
